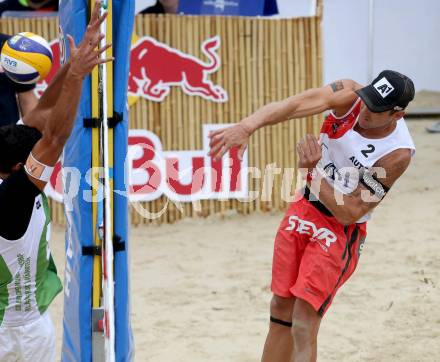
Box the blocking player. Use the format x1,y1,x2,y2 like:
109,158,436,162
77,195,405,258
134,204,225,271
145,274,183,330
208,70,415,361
0,2,112,361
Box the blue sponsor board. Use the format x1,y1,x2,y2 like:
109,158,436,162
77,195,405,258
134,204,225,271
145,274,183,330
179,0,278,16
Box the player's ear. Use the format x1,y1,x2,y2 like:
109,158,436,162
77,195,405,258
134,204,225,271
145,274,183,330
390,110,405,121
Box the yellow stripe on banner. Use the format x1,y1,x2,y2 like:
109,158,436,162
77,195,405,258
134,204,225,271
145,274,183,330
2,43,52,79
91,0,102,309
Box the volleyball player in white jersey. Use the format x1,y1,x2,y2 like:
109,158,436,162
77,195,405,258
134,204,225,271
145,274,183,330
0,3,112,361
208,70,415,361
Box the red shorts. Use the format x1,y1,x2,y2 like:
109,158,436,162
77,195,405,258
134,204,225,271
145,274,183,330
271,197,367,316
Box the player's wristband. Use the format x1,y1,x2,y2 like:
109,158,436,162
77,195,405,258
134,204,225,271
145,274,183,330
24,153,54,182
300,168,316,183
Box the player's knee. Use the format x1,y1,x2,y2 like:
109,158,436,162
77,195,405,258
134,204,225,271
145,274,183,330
291,299,320,343
292,317,314,343
270,295,294,321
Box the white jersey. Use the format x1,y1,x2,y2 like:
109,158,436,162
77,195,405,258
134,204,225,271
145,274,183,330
316,98,415,223
0,189,62,327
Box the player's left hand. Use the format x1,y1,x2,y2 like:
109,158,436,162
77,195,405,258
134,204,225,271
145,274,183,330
297,134,322,170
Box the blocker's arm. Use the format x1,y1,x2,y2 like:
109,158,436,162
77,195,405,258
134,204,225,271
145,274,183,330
24,1,112,191
22,63,71,132
17,89,38,117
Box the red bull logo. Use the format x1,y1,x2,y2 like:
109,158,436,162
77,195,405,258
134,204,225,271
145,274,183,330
36,35,228,103
45,125,248,203
128,35,227,103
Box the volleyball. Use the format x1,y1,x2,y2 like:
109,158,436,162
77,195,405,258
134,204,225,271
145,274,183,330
0,32,53,84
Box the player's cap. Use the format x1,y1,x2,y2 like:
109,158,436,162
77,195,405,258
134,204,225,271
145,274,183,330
355,70,415,113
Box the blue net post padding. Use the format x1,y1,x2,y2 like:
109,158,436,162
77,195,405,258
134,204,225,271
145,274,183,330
112,1,135,361
60,1,134,361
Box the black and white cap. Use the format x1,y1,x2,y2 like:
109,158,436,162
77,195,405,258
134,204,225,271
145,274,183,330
355,70,415,113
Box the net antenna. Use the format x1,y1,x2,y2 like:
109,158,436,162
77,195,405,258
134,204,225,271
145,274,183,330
91,0,116,360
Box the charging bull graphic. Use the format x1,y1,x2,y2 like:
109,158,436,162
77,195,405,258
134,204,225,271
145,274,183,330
36,35,228,103
128,35,228,102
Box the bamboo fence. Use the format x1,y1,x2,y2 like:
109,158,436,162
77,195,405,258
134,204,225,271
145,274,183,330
0,12,323,226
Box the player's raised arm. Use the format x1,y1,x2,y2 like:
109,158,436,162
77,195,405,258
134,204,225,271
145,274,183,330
24,1,112,191
243,79,362,131
208,79,362,160
21,63,71,132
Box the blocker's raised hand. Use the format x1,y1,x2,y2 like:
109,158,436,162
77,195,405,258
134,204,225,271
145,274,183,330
68,0,113,78
296,134,322,170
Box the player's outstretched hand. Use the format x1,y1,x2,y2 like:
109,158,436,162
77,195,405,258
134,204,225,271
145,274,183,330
68,0,113,79
297,134,322,170
208,123,251,161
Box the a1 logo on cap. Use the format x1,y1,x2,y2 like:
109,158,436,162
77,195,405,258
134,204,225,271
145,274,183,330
373,77,394,98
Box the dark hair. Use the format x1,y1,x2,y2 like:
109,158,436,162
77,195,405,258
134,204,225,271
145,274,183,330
0,124,42,174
